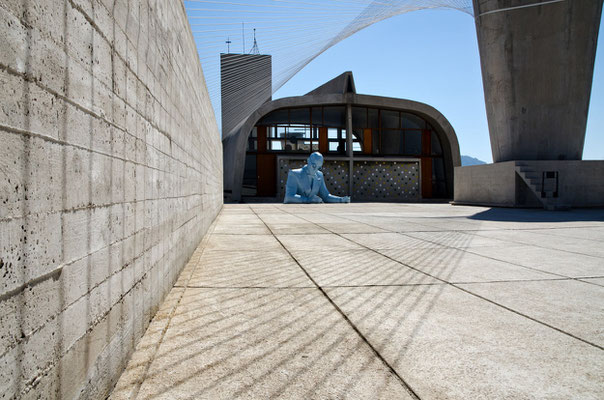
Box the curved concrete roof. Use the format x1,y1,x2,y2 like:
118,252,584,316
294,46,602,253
223,92,461,201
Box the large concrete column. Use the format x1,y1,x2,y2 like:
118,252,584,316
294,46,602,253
473,0,603,162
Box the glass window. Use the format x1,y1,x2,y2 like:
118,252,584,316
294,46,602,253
248,127,257,151
405,130,422,155
259,109,288,125
368,108,379,129
381,110,399,129
311,107,323,126
353,142,362,152
401,112,425,129
270,140,283,151
289,125,310,139
352,128,364,142
372,129,380,155
328,128,339,139
433,158,445,180
323,106,346,127
381,130,403,155
275,126,286,138
289,108,310,124
431,131,443,156
352,107,367,128
247,136,257,151
329,142,339,152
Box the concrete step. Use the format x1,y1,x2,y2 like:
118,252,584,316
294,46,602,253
515,168,566,210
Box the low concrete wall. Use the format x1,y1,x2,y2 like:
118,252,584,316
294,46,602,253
454,161,604,208
454,162,517,207
0,0,222,398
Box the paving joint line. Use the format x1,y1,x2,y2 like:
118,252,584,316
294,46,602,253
250,206,422,400
276,206,604,352
317,210,595,285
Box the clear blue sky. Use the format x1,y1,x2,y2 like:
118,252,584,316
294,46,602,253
273,9,604,163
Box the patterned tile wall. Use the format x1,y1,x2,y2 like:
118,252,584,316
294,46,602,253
278,157,420,202
353,161,419,201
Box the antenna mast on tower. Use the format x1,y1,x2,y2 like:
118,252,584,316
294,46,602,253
250,28,260,55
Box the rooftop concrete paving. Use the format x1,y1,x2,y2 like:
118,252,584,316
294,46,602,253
110,203,604,399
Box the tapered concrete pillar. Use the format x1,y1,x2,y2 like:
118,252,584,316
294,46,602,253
473,0,603,162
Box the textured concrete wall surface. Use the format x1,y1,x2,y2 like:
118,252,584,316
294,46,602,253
473,0,603,162
454,161,604,207
0,0,222,398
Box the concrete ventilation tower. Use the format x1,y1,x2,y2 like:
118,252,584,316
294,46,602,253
220,30,272,200
455,0,604,209
220,29,272,139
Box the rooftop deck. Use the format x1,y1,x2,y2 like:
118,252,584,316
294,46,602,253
111,203,604,399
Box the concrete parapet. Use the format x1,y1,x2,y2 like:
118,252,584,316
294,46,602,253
0,0,222,398
454,161,604,208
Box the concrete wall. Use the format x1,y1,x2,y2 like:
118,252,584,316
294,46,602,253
454,161,604,207
0,0,222,399
454,162,517,207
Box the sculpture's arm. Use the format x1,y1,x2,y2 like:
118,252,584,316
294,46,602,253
318,175,350,203
283,173,322,204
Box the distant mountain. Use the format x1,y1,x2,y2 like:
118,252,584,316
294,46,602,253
461,155,487,166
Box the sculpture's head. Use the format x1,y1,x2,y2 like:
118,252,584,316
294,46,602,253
306,152,324,175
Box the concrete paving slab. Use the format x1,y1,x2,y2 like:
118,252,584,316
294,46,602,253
111,288,185,400
131,288,415,400
325,285,604,400
466,245,604,278
112,203,604,400
289,250,440,287
215,214,261,224
188,250,313,288
472,229,604,257
458,279,604,347
580,278,604,287
378,247,555,283
515,227,604,242
333,216,429,232
316,223,388,234
205,234,283,252
342,232,445,250
276,233,365,251
405,231,511,248
265,223,331,235
212,222,271,235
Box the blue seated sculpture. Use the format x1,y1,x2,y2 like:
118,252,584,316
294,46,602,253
284,152,351,204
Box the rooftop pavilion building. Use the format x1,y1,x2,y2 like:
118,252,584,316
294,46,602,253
223,72,461,203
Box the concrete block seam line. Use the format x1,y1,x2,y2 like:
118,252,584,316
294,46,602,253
0,177,204,223
0,64,206,177
0,245,146,362
121,214,219,400
0,201,195,301
277,207,604,352
0,212,205,359
0,54,204,178
14,276,145,398
249,207,422,400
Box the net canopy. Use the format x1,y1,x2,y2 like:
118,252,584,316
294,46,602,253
184,0,475,138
